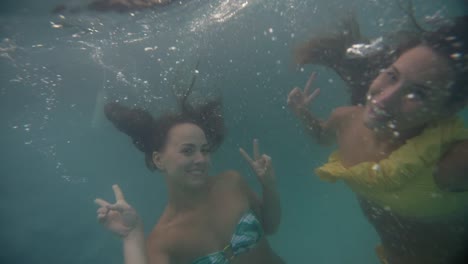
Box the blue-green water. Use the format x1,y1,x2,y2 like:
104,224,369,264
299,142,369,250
0,0,466,263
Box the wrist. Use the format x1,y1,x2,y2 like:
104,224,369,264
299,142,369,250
123,225,144,242
261,178,278,191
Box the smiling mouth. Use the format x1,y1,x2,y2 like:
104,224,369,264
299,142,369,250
187,169,206,175
369,105,391,119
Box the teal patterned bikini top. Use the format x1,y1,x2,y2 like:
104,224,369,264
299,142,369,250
191,210,264,264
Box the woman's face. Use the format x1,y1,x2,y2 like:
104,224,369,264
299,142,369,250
364,45,455,134
153,123,211,188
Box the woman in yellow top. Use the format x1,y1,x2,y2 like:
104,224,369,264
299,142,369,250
288,16,468,264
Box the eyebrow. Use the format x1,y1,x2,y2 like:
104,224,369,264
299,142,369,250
391,65,432,91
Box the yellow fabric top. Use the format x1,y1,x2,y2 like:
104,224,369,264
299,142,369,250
315,117,468,218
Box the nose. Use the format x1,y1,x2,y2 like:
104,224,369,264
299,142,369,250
372,84,401,109
193,151,209,164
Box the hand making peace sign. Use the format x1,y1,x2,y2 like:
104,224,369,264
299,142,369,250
287,72,321,115
95,185,141,238
240,139,276,187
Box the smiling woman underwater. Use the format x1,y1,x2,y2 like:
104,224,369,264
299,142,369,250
95,72,284,264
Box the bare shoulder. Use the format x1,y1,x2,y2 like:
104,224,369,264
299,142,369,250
146,228,171,264
214,170,245,187
214,170,261,215
324,106,362,134
213,170,253,199
330,106,361,121
435,140,468,191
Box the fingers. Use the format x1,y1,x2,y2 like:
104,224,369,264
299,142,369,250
97,212,108,223
95,198,111,207
239,147,254,164
253,139,260,160
107,202,128,212
97,207,108,214
261,154,272,168
288,72,317,106
112,184,125,202
240,139,260,162
95,185,129,224
287,87,301,103
262,154,272,162
305,88,320,104
95,185,126,206
96,206,109,223
304,72,316,95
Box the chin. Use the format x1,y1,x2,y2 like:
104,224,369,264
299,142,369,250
364,116,384,130
364,111,392,131
186,174,209,188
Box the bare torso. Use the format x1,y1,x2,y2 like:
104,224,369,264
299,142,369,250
146,171,284,264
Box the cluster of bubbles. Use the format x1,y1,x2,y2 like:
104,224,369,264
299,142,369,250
1,0,278,184
1,0,453,184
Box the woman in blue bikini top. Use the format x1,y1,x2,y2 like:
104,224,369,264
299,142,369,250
95,94,284,264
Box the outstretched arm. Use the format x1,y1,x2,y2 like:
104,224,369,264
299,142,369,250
95,185,157,264
124,230,147,264
240,140,281,235
287,72,343,145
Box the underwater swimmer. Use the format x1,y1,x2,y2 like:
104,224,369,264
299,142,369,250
289,16,468,264
293,6,423,106
94,78,284,264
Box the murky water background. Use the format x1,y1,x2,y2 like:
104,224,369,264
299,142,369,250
1,0,466,263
